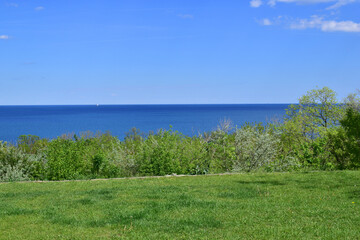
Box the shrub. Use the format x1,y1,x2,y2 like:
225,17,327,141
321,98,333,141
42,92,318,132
0,141,33,181
137,128,184,176
340,108,360,167
92,152,105,175
179,136,209,175
44,138,92,180
0,164,29,182
327,108,360,169
265,156,301,172
233,124,280,172
17,135,49,154
100,145,138,178
203,130,236,173
2,86,360,181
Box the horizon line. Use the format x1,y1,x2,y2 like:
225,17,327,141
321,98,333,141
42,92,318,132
0,103,295,106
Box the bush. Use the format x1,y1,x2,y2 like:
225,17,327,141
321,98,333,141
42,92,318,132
44,137,95,180
0,141,33,182
0,164,29,182
327,108,360,169
265,156,301,172
179,136,209,175
341,108,360,165
137,128,184,176
202,131,236,173
233,124,280,172
17,135,49,154
100,145,138,178
280,117,336,170
2,86,360,181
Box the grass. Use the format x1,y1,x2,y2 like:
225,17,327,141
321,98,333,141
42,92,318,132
0,171,359,239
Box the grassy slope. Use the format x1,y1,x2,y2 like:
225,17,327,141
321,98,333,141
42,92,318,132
0,171,359,240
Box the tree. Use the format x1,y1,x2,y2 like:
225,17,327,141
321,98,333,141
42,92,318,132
286,87,343,138
340,108,360,166
17,135,48,154
344,89,360,112
328,107,360,169
281,87,344,169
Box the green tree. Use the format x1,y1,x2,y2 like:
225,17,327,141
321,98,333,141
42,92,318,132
340,108,360,167
286,86,343,138
282,87,344,169
344,89,360,112
327,107,360,169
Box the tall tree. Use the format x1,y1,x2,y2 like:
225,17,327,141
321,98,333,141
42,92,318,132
286,87,343,138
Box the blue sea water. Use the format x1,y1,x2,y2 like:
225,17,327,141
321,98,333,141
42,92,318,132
0,104,289,143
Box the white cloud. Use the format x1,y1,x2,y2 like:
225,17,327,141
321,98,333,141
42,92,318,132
6,2,18,7
177,14,194,19
267,0,357,7
0,35,10,40
322,20,360,32
262,18,273,25
291,16,360,32
35,6,45,11
326,0,356,9
250,0,263,7
290,15,323,28
250,0,360,33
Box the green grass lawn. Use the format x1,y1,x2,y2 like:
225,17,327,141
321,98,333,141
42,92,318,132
1,171,359,240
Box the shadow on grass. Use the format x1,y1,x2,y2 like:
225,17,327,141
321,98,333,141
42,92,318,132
236,180,285,186
0,204,36,217
348,190,360,199
40,191,223,230
217,187,259,199
0,191,51,199
177,217,223,229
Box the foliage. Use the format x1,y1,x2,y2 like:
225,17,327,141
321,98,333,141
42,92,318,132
44,138,89,180
328,108,360,169
202,120,236,173
1,87,360,182
41,132,119,180
0,141,36,181
327,127,351,169
343,89,360,112
17,135,49,154
101,145,138,178
286,86,343,138
282,87,346,169
233,123,280,172
0,164,29,182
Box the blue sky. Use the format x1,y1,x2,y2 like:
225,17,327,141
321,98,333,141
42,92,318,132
0,0,359,104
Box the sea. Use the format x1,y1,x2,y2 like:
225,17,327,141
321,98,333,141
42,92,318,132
0,104,289,143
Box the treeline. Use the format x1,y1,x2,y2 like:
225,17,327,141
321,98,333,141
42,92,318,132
1,87,360,182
